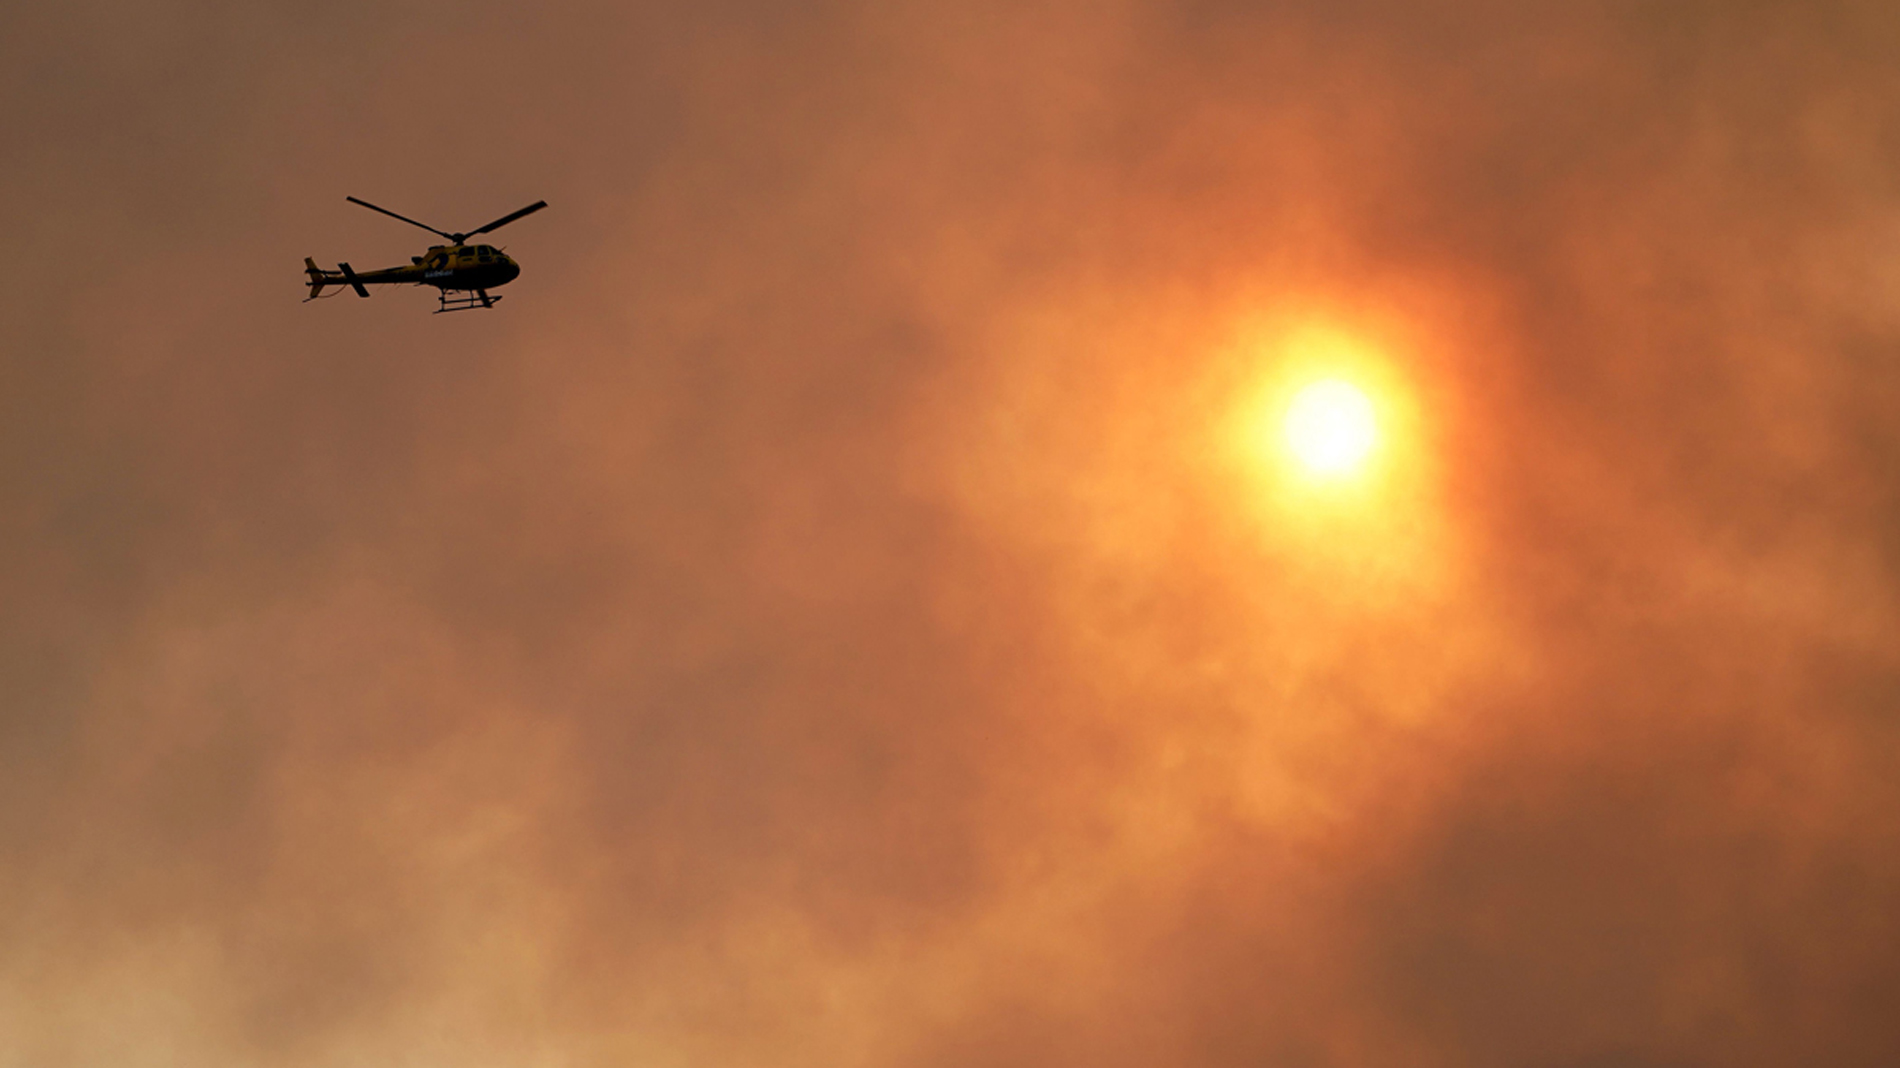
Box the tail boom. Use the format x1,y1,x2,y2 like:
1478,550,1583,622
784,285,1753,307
304,258,405,301
337,262,371,298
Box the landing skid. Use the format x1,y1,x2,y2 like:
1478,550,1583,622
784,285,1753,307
436,289,499,313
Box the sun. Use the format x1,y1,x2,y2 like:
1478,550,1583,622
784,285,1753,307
1283,378,1378,477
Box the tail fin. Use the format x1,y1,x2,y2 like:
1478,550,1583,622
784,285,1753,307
304,257,326,300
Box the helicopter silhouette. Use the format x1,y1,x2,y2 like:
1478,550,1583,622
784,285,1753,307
304,196,547,313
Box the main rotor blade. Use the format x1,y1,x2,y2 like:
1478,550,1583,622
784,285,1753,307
467,200,548,237
346,196,455,241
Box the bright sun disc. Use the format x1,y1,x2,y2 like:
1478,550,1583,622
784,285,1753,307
1284,379,1378,476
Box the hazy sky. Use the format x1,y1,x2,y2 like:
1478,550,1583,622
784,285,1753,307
6,2,1900,1066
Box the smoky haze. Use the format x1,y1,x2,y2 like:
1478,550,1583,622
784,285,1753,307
5,1,1900,1066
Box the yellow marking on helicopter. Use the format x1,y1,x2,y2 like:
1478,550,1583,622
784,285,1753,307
304,196,546,313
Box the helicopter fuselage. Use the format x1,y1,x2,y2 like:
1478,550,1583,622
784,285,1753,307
309,244,520,293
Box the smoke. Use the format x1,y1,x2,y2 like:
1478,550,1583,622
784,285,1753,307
5,1,1900,1066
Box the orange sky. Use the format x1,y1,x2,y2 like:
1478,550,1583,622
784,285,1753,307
6,2,1900,1066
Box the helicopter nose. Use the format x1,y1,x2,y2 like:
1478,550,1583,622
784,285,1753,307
502,260,521,283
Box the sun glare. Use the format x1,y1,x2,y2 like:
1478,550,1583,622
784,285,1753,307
1283,379,1378,477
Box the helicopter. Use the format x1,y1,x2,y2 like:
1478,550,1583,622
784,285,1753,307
304,196,547,313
